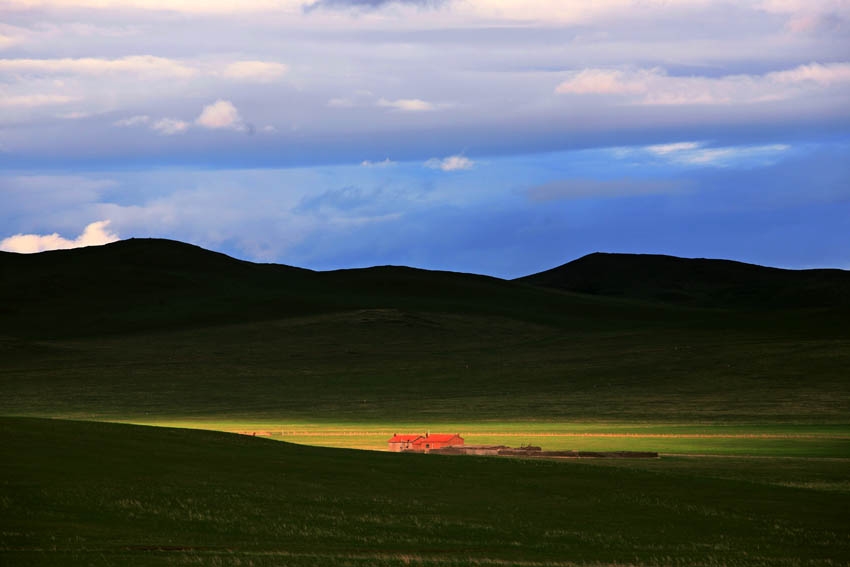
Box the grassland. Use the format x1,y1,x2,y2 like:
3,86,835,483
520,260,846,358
2,309,848,424
3,308,848,460
2,240,849,565
2,417,849,567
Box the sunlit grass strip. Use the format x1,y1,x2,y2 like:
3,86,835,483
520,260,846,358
133,420,850,436
125,420,850,457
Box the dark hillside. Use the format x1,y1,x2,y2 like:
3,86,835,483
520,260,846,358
517,252,850,309
2,240,849,422
2,240,847,340
0,239,321,338
0,239,672,339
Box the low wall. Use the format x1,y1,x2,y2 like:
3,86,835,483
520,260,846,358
498,450,659,459
429,447,659,459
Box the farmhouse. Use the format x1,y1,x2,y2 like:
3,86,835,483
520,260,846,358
387,434,422,452
387,433,464,452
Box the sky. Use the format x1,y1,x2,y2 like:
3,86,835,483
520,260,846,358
1,0,848,278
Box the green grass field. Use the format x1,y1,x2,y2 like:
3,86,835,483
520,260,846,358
2,417,848,566
2,311,848,424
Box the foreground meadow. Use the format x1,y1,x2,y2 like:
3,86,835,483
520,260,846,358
2,417,849,567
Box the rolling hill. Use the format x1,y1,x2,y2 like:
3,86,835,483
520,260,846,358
1,239,849,423
0,238,693,340
517,251,850,309
3,239,848,340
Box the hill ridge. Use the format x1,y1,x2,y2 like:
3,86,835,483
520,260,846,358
4,237,846,279
2,238,849,339
516,250,850,308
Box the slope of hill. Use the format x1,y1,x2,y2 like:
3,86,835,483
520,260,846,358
517,252,850,309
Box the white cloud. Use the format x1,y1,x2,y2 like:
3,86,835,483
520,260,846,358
768,63,850,86
220,60,288,82
113,114,151,127
361,157,395,167
195,99,245,130
377,98,435,112
0,0,718,19
759,0,850,34
645,141,703,155
328,97,355,108
151,118,189,135
425,155,474,171
114,114,194,135
672,144,791,167
785,13,831,33
0,94,75,107
633,141,792,167
328,90,378,108
0,33,17,50
1,0,304,14
0,220,119,253
0,57,294,92
115,104,254,135
555,62,850,106
57,111,91,119
0,56,198,78
555,69,649,95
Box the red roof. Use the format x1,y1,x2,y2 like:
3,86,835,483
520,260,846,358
412,434,463,445
388,434,422,443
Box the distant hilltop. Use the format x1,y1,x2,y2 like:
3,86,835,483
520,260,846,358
516,251,850,309
1,238,848,339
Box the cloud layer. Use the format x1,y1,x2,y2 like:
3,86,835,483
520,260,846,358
0,0,848,276
0,220,119,253
305,0,449,11
1,0,847,166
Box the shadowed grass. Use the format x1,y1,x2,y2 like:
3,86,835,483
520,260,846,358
2,312,849,424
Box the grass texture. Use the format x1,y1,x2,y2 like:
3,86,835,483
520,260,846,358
2,417,849,566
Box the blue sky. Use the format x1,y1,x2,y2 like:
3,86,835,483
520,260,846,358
1,0,848,277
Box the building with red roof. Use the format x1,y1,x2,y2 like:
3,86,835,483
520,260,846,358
387,433,464,452
387,434,422,452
